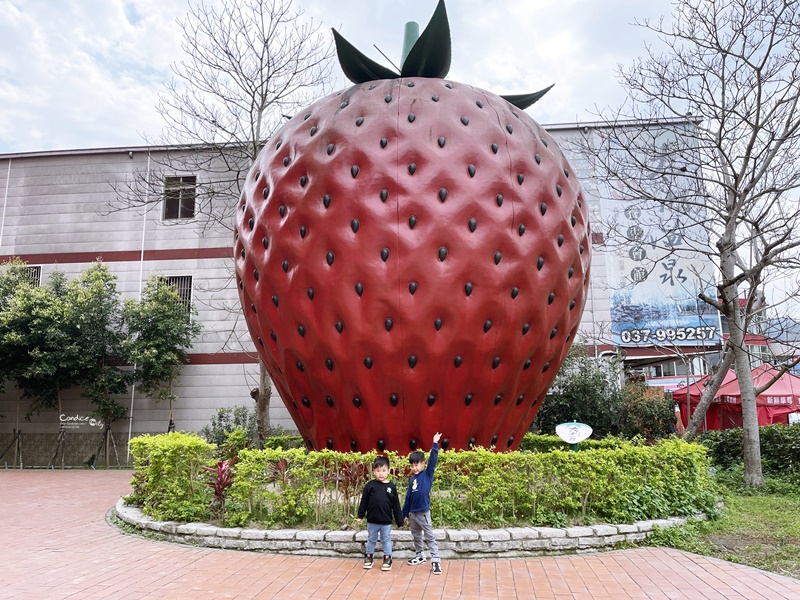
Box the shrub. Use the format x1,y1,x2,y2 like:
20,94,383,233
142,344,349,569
200,405,258,447
619,380,676,442
127,431,215,521
698,423,800,477
129,434,720,529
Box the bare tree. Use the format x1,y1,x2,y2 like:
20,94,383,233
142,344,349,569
113,0,334,443
578,0,800,485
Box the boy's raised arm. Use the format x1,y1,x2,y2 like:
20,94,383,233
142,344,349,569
427,432,442,477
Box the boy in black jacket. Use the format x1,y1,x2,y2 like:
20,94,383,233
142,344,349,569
356,455,404,571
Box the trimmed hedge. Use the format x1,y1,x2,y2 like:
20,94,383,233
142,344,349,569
698,423,800,475
127,433,720,529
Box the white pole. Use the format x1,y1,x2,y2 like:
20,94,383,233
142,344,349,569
127,153,151,464
0,159,11,250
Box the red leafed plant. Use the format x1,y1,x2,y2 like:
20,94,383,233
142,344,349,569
203,456,237,521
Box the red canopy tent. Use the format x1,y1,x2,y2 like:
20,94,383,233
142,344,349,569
674,366,800,431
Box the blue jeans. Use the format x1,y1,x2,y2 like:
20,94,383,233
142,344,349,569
366,522,393,555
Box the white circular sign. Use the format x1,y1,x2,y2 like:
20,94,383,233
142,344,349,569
555,422,593,444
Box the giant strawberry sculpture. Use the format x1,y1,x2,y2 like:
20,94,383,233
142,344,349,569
234,0,590,453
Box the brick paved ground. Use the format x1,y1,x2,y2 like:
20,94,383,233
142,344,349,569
1,470,799,599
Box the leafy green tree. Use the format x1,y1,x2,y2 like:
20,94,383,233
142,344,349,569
533,345,624,438
619,380,676,442
123,275,202,432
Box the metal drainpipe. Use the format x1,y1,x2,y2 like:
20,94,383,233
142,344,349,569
0,159,10,250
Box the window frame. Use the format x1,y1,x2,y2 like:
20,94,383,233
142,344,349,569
162,175,197,221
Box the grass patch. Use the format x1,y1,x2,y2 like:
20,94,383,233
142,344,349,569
646,492,800,580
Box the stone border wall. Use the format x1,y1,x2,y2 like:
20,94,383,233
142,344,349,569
115,500,702,558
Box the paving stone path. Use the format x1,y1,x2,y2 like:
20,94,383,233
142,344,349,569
2,470,800,599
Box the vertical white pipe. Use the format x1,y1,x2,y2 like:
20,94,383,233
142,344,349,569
127,152,151,464
0,159,11,250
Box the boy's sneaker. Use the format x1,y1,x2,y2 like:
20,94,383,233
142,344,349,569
407,555,427,566
363,553,373,569
431,561,442,575
381,555,393,571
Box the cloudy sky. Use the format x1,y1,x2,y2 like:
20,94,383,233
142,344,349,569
0,0,673,154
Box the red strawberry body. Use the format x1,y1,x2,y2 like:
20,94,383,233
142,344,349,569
234,77,590,452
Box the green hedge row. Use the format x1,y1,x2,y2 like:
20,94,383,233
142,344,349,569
127,433,720,529
698,423,800,475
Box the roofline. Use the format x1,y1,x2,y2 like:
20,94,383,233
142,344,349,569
0,116,702,160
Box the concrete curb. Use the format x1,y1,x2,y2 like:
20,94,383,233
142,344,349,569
114,499,704,558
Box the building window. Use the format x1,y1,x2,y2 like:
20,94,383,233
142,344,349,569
163,176,196,220
163,275,193,312
25,266,42,286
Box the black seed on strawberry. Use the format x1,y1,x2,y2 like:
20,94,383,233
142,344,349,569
511,287,519,299
351,440,357,451
465,394,473,406
570,300,576,310
517,173,524,184
356,116,364,126
326,358,333,371
524,359,532,370
476,100,483,108
377,439,386,451
535,154,541,164
427,395,436,406
248,217,254,229
434,318,443,330
445,83,453,89
568,267,574,279
572,215,577,226
262,187,269,199
275,141,281,150
541,203,548,215
389,394,399,406
484,320,492,333
355,283,364,296
270,330,277,341
335,321,344,333
542,362,550,372
351,165,359,178
409,439,418,450
257,337,263,346
465,282,473,296
461,116,469,125
380,138,388,148
300,226,307,238
541,137,549,147
351,219,359,233
506,125,513,134
271,295,279,307
409,355,417,368
491,435,498,445
385,318,393,331
442,439,449,450
298,325,305,337
304,112,311,120
580,244,585,254
326,251,335,265
282,260,289,272
556,184,563,197
326,439,333,449
380,189,389,202
326,396,334,407
468,218,477,232
409,281,418,294
283,157,290,167
454,355,462,367
302,397,310,407
408,215,417,229
491,143,498,154
385,95,392,103
507,436,515,447
296,361,304,371
548,292,555,304
438,137,446,147
558,234,564,246
516,395,524,406
353,397,362,408
496,194,503,206
408,81,415,87
432,95,439,101
327,144,335,155
408,113,416,122
492,356,501,369
468,164,476,177
469,437,476,447
522,323,530,334
408,163,417,175
518,224,526,236
364,357,373,369
279,205,286,217
241,248,246,259
323,194,331,208
494,395,502,405
381,248,390,261
494,251,502,264
310,126,317,136
340,101,348,108
439,188,448,202
438,247,448,261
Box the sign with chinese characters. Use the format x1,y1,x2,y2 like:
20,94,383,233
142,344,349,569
555,421,593,444
596,128,722,348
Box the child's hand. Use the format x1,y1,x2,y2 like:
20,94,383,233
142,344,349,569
433,432,442,444
356,518,362,525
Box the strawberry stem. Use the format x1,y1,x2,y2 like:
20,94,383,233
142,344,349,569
401,21,420,68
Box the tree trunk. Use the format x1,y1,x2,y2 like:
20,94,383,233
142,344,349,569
684,347,735,442
255,358,272,446
732,345,764,486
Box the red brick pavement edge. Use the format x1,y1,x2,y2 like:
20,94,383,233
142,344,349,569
2,470,799,599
